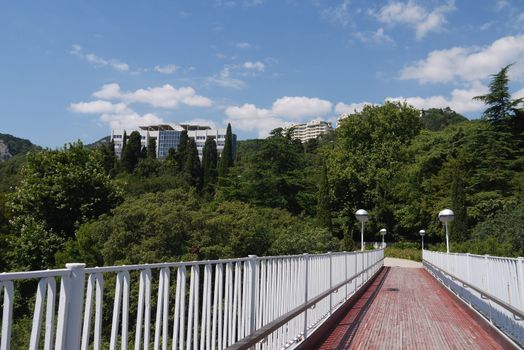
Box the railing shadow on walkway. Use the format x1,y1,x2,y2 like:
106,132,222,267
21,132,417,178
297,266,390,349
425,262,524,347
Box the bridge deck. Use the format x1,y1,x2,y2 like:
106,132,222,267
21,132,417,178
316,266,511,349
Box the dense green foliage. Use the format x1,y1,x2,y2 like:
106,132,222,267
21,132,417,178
6,143,122,270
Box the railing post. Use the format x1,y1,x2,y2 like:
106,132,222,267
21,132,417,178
466,253,471,285
248,255,257,335
328,252,333,315
518,258,524,312
484,255,493,323
56,263,86,350
344,252,348,299
303,253,309,339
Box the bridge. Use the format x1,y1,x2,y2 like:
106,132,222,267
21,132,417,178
0,249,523,349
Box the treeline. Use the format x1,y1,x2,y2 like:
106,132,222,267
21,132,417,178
1,65,524,275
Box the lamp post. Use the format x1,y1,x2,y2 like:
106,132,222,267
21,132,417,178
419,229,425,251
380,228,387,248
355,209,369,251
438,209,454,254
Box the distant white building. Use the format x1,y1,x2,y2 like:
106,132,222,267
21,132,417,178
111,122,236,160
284,119,333,143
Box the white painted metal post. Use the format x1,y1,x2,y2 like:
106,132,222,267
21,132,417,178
1,281,14,350
303,253,309,339
329,252,333,315
248,255,257,335
61,263,86,350
445,223,450,254
518,258,524,313
361,222,365,252
485,255,493,323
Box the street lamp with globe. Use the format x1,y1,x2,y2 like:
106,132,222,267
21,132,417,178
380,228,387,248
438,209,454,253
419,229,426,251
355,209,369,251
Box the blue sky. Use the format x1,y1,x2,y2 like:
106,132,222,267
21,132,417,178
1,0,524,147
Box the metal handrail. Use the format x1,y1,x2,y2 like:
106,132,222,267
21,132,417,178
226,257,385,350
423,259,524,320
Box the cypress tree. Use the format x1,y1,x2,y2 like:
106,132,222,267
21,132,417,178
166,147,176,161
176,130,189,172
218,123,234,177
147,137,157,159
184,138,202,190
317,162,333,233
202,138,218,194
121,131,128,156
101,140,116,173
121,131,141,173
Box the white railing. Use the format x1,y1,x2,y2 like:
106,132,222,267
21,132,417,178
0,249,384,350
423,250,524,346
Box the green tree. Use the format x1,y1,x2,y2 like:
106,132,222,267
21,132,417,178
317,162,333,233
100,140,116,174
7,143,121,269
121,131,142,173
147,137,157,159
202,138,218,194
9,143,122,238
122,131,127,153
176,130,189,172
184,138,202,190
474,64,524,122
218,123,234,177
450,156,468,242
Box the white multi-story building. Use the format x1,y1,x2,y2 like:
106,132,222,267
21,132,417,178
111,122,236,160
284,119,333,143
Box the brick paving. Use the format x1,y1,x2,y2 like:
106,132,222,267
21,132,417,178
317,267,511,349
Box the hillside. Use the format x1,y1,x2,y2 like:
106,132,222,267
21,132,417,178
86,135,111,149
0,133,39,161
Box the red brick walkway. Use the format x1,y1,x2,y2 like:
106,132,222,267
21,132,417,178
317,267,510,349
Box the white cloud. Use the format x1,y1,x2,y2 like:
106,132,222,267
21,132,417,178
69,100,130,114
271,96,332,119
354,27,393,44
154,64,179,74
235,42,252,49
243,61,265,71
400,35,524,83
181,118,219,130
375,0,455,40
215,0,263,7
386,81,488,114
93,83,213,108
335,101,375,114
224,104,287,138
322,0,352,27
69,100,165,130
496,0,510,11
514,87,524,99
100,112,165,131
70,45,129,71
207,67,246,89
224,96,333,137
